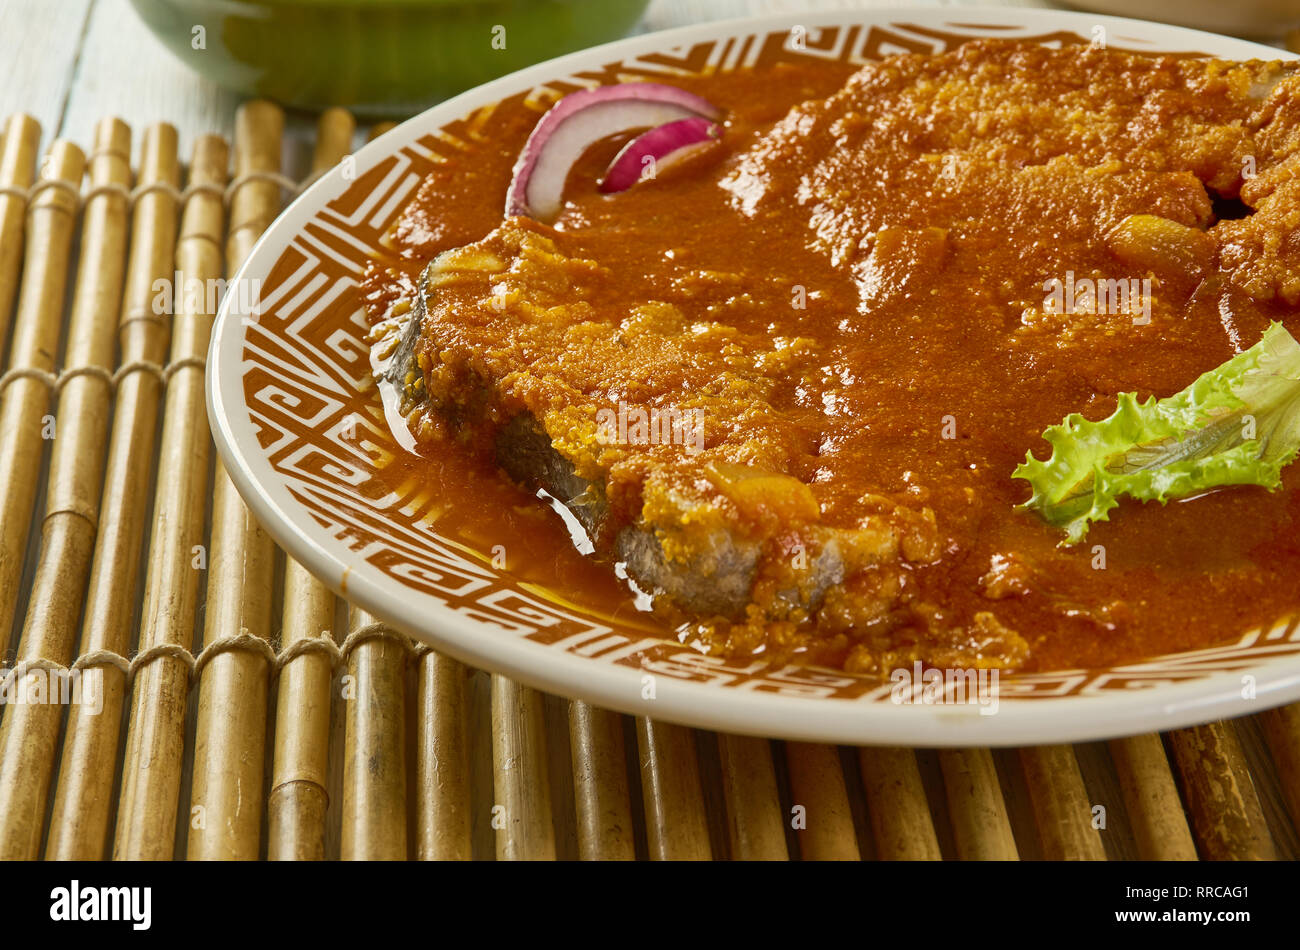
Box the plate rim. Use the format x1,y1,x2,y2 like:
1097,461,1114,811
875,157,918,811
208,5,1300,746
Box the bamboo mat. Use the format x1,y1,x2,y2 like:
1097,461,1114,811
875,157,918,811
0,104,1297,862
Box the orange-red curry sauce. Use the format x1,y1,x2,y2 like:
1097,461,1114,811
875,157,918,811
363,48,1300,673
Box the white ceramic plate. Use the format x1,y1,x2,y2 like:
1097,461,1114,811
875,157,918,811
209,7,1300,746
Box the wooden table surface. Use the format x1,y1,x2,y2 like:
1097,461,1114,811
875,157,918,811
0,0,1070,163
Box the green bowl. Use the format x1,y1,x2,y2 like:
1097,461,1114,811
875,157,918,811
129,0,651,116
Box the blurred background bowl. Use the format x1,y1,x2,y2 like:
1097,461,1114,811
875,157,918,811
1061,0,1300,39
128,0,651,116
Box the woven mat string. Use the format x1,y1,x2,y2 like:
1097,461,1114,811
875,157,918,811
0,658,70,697
0,366,57,395
0,167,314,213
0,356,208,400
336,621,421,663
71,650,130,678
3,622,425,698
84,144,131,167
26,178,81,204
226,169,301,205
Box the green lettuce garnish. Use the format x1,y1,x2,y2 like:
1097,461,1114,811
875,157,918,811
1013,321,1300,544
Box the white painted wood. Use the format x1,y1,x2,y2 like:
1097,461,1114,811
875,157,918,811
0,0,93,150
59,0,243,164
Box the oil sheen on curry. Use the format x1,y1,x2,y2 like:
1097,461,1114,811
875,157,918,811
363,40,1300,676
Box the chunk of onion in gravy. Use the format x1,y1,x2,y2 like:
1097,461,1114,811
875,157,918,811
1106,213,1215,281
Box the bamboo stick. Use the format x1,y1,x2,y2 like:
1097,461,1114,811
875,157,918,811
540,694,579,858
937,748,1019,860
463,670,494,859
857,747,942,859
50,125,183,862
0,137,83,660
415,651,472,860
0,115,40,367
785,742,861,860
717,733,787,860
339,608,409,860
491,675,555,860
314,107,356,167
568,701,635,860
1259,703,1300,837
267,107,353,862
1216,718,1297,857
1108,734,1197,860
225,101,285,260
267,561,335,860
188,457,276,860
103,132,222,861
0,119,129,860
636,718,711,860
186,100,286,861
1168,723,1276,860
1019,745,1107,860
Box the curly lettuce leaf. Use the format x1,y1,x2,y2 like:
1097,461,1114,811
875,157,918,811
1013,322,1300,544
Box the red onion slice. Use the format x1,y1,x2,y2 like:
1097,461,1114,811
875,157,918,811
505,83,722,222
599,117,721,194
